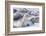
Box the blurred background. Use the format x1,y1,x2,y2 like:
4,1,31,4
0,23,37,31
13,8,39,28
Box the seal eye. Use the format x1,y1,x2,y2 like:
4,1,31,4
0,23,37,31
13,9,17,13
27,24,30,26
14,14,23,21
